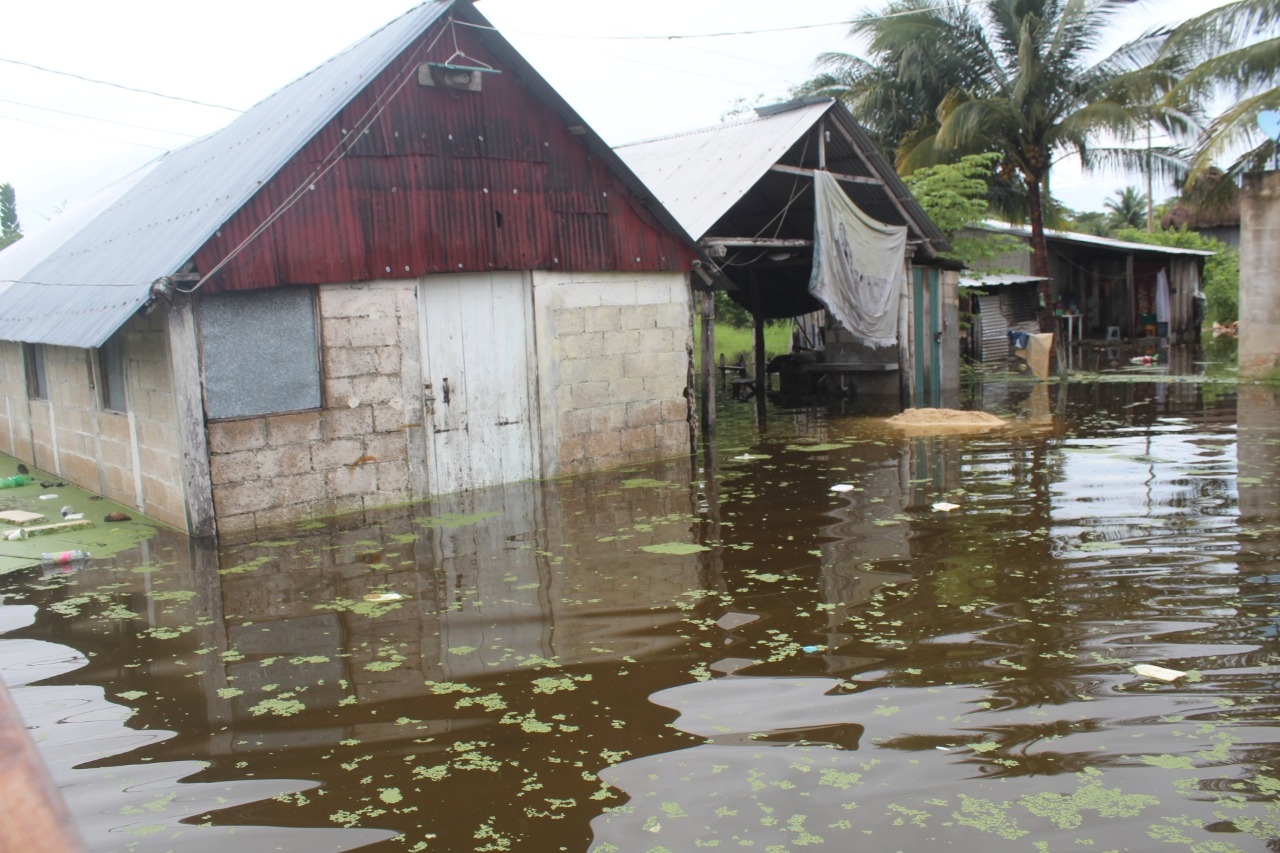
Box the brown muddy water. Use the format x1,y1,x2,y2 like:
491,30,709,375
4,362,1280,852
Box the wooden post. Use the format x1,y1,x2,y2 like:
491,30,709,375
166,297,217,539
699,290,716,438
750,281,767,424
1126,253,1136,338
0,680,85,852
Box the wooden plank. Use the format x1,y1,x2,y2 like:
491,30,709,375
0,511,47,526
11,519,95,538
167,298,217,538
0,679,85,852
769,163,878,184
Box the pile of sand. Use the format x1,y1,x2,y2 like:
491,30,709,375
885,408,1007,433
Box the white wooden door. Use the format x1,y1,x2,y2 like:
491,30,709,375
418,273,537,496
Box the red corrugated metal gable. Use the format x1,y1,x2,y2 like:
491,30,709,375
193,20,695,291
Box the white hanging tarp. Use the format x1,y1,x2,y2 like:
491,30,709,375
1155,268,1171,326
809,170,908,347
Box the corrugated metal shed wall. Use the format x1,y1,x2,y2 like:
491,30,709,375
195,25,694,291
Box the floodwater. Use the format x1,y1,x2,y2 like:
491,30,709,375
4,354,1280,852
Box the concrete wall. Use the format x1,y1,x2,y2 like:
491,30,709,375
531,271,694,476
208,273,695,535
0,312,187,531
1240,170,1280,379
207,281,425,534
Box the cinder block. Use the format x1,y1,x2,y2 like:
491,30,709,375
585,307,622,333
311,438,367,471
326,463,378,498
326,347,378,379
619,425,657,454
267,412,322,446
322,406,374,441
215,480,278,515
210,419,268,454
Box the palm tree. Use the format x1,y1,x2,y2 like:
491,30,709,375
1104,186,1147,232
1160,0,1279,202
808,0,1182,330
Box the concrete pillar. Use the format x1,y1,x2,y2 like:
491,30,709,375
1239,170,1280,379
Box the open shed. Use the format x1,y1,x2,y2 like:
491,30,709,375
0,0,701,537
616,99,956,415
966,222,1214,343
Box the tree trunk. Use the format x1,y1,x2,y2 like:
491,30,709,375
1025,173,1054,333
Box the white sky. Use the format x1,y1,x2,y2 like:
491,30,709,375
0,0,1234,236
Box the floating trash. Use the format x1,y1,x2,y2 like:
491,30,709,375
1134,664,1186,682
362,592,406,603
715,611,760,632
830,483,855,493
931,501,961,512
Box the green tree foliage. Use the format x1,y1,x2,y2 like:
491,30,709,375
803,0,1182,329
1159,0,1280,197
1112,226,1237,324
0,183,20,251
901,153,1022,269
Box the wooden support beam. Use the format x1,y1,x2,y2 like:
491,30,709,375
701,237,813,249
769,163,878,184
699,290,716,438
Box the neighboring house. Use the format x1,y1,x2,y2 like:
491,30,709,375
0,0,701,537
616,99,958,409
1239,170,1280,379
1161,169,1241,249
966,222,1214,342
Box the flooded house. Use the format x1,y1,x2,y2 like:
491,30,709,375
0,0,703,538
616,98,959,410
965,222,1214,348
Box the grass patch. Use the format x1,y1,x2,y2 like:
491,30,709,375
696,321,791,370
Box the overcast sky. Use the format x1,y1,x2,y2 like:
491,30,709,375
0,0,1234,236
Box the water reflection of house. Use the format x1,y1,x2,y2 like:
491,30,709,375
965,223,1214,342
0,0,701,538
213,461,703,713
617,99,960,408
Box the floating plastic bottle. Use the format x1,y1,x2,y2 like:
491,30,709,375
0,474,31,489
41,550,91,565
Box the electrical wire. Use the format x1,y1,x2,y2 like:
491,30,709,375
0,96,199,139
179,18,455,294
0,111,170,150
0,56,242,113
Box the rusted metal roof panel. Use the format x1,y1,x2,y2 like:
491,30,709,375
0,1,454,348
193,28,696,291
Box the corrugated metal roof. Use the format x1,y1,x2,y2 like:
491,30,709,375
0,1,454,348
980,220,1217,257
615,100,833,240
959,274,1049,287
615,98,947,255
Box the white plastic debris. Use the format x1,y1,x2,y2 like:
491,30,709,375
931,501,961,512
830,484,855,493
1134,664,1186,682
38,494,58,500
715,611,760,632
362,592,406,603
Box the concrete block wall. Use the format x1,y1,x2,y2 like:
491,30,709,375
0,342,34,463
531,271,694,476
207,281,425,534
0,313,187,531
1240,170,1280,379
